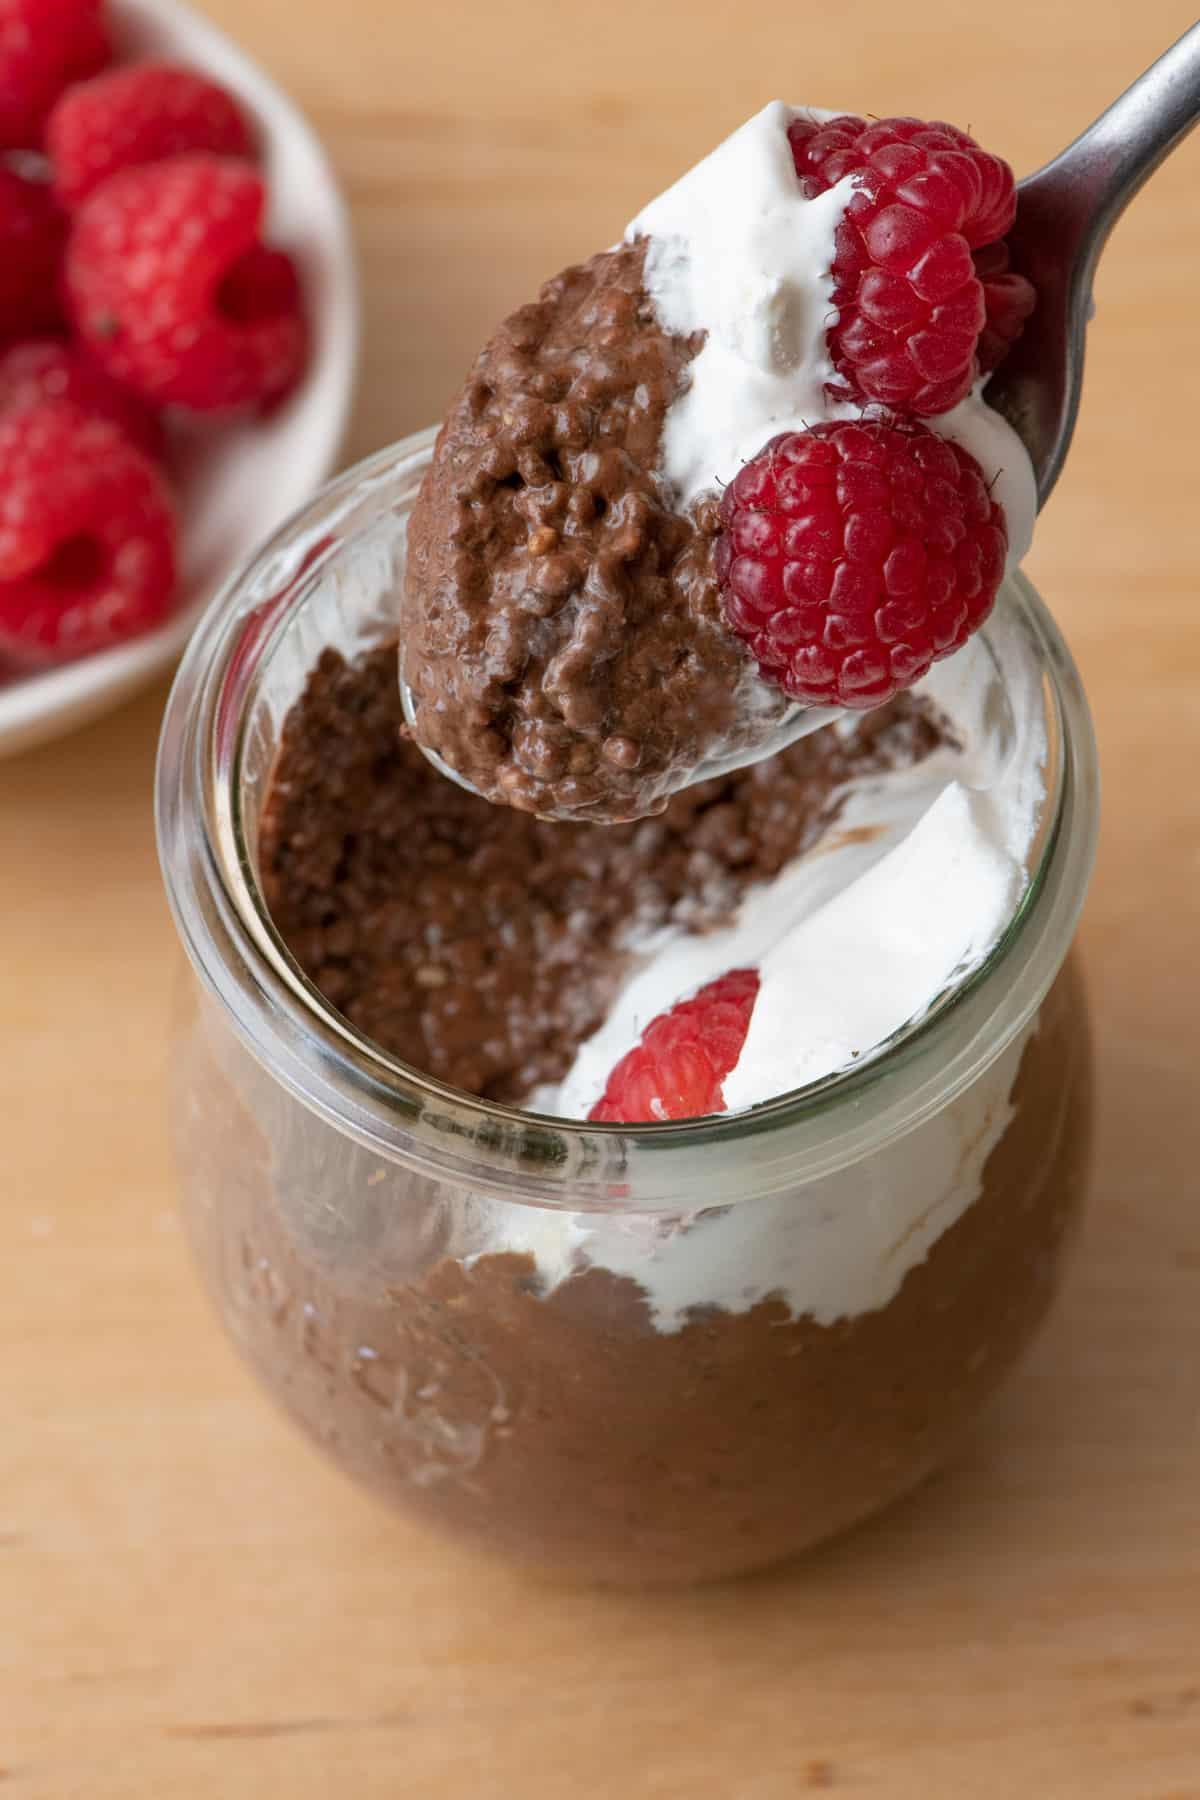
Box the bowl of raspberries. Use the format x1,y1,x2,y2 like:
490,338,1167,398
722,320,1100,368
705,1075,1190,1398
0,0,358,754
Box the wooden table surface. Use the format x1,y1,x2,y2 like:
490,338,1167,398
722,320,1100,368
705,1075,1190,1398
4,2,1200,1794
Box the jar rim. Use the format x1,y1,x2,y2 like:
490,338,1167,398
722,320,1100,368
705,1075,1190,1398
156,427,1099,1212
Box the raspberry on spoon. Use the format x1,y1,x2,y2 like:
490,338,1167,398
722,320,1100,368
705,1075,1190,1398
65,155,308,414
589,969,760,1124
0,400,177,666
715,418,1007,711
787,113,1035,413
972,240,1038,375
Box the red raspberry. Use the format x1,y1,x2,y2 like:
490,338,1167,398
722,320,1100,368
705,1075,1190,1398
0,400,177,665
0,337,164,458
788,113,1033,414
588,970,760,1124
47,61,255,208
716,420,1006,710
0,0,110,149
972,240,1038,376
65,155,308,413
0,164,65,338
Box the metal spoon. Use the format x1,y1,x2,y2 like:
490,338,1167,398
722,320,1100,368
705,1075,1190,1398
990,19,1200,504
405,26,1200,806
399,681,844,801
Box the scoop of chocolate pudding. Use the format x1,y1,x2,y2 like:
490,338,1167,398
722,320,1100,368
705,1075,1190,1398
400,242,787,823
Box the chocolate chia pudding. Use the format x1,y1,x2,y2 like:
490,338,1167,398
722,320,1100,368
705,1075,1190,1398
400,242,788,823
165,638,1096,1584
180,960,1090,1582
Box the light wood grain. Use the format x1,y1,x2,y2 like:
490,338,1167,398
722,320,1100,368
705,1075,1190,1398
4,1,1200,1794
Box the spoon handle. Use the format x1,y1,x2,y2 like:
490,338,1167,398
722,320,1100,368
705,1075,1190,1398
1022,20,1200,250
994,23,1200,506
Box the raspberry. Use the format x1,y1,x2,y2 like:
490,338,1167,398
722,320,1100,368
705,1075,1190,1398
715,420,1006,710
0,0,110,149
972,240,1037,376
0,337,164,457
47,61,255,208
0,400,177,665
588,969,760,1124
65,155,308,413
0,165,65,338
788,113,1031,414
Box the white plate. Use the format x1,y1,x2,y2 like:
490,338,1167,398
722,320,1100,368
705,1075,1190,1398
0,0,359,756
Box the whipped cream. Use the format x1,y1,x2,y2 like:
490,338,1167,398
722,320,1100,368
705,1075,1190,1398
626,100,1037,566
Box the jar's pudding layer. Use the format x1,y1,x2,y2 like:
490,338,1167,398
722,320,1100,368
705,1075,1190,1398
183,953,1091,1581
236,607,1085,1580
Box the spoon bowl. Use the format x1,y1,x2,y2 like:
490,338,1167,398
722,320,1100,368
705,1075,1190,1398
397,668,844,809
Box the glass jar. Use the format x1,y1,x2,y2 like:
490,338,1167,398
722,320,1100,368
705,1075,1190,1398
157,428,1099,1586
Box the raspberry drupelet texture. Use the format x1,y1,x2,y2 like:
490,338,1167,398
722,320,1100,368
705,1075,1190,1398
972,239,1038,375
0,0,110,149
0,165,65,338
0,337,165,458
589,969,760,1123
65,155,308,413
788,113,1034,414
0,400,177,665
47,61,256,208
715,419,1007,711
